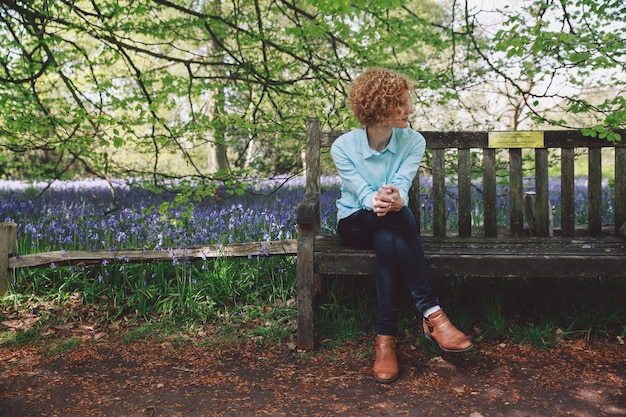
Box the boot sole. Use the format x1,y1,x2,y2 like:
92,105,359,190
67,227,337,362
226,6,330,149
424,332,474,353
374,373,399,384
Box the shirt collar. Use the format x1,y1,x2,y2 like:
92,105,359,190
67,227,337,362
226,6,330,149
362,129,397,159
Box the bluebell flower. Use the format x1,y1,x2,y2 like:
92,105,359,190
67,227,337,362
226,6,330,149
0,175,616,257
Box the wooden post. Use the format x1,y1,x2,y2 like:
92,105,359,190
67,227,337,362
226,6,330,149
535,148,551,237
296,118,322,351
0,222,17,296
297,221,316,351
409,175,421,234
614,147,626,236
588,147,602,235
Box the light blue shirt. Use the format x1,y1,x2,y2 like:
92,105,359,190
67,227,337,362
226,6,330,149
330,127,426,221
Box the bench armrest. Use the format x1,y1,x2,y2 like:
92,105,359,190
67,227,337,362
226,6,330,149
296,192,320,226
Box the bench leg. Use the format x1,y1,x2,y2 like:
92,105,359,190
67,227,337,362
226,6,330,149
297,225,316,350
297,272,316,351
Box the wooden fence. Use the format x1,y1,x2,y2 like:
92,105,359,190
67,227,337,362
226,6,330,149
0,220,296,296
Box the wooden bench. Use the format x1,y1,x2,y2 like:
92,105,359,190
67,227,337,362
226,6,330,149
296,117,626,350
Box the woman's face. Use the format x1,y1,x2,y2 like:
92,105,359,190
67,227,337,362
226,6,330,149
388,90,414,129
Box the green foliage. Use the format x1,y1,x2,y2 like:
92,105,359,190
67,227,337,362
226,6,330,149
475,0,626,133
43,337,81,357
0,0,447,189
2,1,624,204
295,274,376,345
1,327,40,349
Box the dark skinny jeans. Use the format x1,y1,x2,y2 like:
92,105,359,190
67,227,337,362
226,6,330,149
337,207,438,336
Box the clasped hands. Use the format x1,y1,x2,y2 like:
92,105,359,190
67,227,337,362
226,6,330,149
372,185,404,217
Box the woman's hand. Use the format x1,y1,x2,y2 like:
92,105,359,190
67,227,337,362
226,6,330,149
372,185,405,217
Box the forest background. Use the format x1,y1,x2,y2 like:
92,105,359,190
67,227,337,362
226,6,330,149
1,0,625,194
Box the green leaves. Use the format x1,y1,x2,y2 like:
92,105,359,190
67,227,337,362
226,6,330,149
2,0,624,192
469,0,626,134
582,126,622,143
0,0,452,187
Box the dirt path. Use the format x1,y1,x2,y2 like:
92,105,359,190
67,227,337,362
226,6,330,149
1,334,625,417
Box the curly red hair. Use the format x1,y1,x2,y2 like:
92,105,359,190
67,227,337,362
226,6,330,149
348,68,417,127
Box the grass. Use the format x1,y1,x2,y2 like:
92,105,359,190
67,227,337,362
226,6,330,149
314,275,626,351
1,255,300,352
2,263,625,354
1,327,40,349
44,337,81,357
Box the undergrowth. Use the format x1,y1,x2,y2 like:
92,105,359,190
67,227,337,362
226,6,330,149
315,275,626,351
2,261,625,353
1,256,299,351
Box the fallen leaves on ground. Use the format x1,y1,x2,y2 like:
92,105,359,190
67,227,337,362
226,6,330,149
1,324,625,417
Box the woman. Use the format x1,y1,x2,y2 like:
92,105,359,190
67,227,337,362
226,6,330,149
330,68,473,384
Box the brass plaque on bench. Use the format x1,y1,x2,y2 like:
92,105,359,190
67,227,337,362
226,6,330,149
488,131,545,148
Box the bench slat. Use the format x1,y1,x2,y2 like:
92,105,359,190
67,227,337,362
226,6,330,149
314,235,626,279
409,175,421,232
315,234,626,251
315,253,626,279
535,148,551,236
509,149,524,237
432,148,446,237
483,148,497,237
320,130,626,149
561,147,576,237
458,148,472,237
588,147,603,235
616,147,626,233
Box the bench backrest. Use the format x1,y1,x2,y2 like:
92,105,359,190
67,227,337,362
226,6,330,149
305,117,626,238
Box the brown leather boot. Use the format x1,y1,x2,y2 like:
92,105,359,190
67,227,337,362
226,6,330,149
423,310,474,353
373,335,399,383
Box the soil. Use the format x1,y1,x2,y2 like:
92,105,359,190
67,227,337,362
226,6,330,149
1,325,625,417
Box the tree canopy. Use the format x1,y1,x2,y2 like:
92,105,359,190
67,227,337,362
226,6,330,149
1,0,624,195
457,0,626,138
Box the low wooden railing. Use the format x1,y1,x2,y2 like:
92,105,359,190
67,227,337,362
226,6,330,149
0,221,297,296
